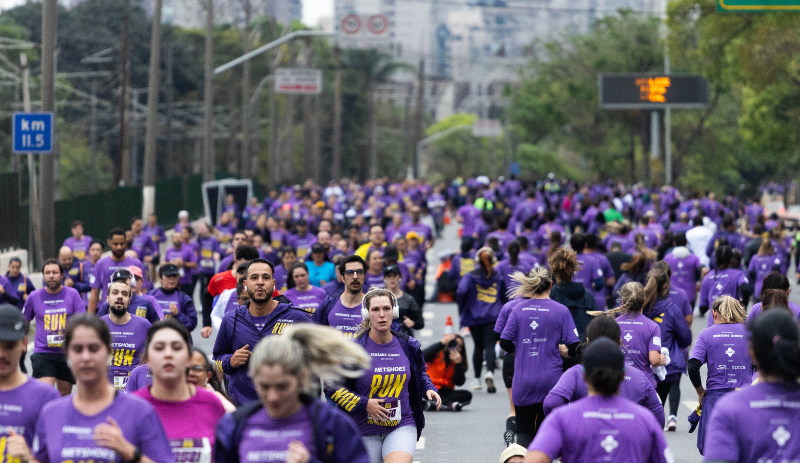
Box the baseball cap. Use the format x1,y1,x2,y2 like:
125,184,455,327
111,269,133,282
498,444,527,463
384,265,401,276
125,265,143,279
582,337,625,376
178,210,189,219
405,231,420,241
159,263,181,277
236,262,250,274
311,243,326,253
0,304,28,342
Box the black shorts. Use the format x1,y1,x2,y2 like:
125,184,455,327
31,352,75,384
502,351,515,389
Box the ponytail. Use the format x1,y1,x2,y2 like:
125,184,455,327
642,267,670,315
507,267,552,300
607,282,646,316
761,289,790,313
249,325,370,391
711,295,746,324
750,310,800,386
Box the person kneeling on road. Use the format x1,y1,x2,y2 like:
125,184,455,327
423,333,472,411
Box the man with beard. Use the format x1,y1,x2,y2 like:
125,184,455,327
96,269,162,324
87,228,147,314
100,279,151,390
0,304,60,462
57,246,90,299
212,258,311,405
149,264,197,337
22,258,85,395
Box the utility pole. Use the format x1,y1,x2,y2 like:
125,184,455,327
21,53,43,269
331,46,342,181
268,72,279,186
142,0,163,219
39,0,56,259
119,8,131,185
202,0,214,182
240,0,252,179
165,41,174,178
412,58,425,179
90,80,98,193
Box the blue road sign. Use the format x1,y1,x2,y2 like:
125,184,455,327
12,112,53,154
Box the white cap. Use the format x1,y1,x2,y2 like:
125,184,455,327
498,444,527,463
178,210,189,219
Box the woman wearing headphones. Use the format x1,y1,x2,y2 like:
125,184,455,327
327,288,441,463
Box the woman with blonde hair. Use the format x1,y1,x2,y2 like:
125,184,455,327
327,288,440,463
688,296,751,455
215,324,372,463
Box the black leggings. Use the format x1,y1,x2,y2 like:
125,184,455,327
656,378,681,417
469,322,496,377
439,387,472,406
515,403,545,448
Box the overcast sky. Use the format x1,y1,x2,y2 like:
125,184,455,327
0,0,334,27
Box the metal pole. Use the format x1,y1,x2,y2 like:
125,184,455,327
214,30,335,75
21,53,42,269
202,0,214,182
90,80,98,193
142,0,163,219
664,45,672,185
650,110,660,163
240,1,252,179
331,47,342,181
119,8,130,185
39,0,56,260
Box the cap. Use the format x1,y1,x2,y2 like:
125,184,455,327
0,304,27,342
405,231,420,241
316,201,325,208
311,243,326,253
125,265,143,279
236,262,250,274
159,263,181,276
582,337,625,376
281,204,292,211
498,444,528,463
111,269,133,282
384,264,401,276
178,210,189,219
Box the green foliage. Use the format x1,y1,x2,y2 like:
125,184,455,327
58,121,115,198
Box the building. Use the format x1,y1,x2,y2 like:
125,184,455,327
140,0,301,29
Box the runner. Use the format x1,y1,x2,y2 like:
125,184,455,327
217,231,248,273
273,245,297,293
149,264,197,336
134,320,226,463
607,282,665,388
327,288,440,463
202,245,260,338
306,243,336,286
131,217,157,266
548,247,598,343
97,269,162,324
283,262,327,315
384,264,424,337
457,247,508,393
5,257,34,309
315,255,371,339
544,315,664,426
364,250,386,291
664,232,706,310
23,258,86,396
687,296,751,455
747,237,785,300
699,245,751,324
0,304,60,462
196,222,221,320
703,309,800,462
0,269,19,308
213,259,312,406
746,272,800,323
525,338,674,463
164,229,198,297
211,278,249,332
187,347,235,413
32,315,174,463
101,279,151,390
58,246,89,297
215,324,371,463
88,227,147,314
62,220,93,261
499,267,579,447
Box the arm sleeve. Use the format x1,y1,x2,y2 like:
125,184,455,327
452,361,467,387
422,342,445,363
499,338,515,354
202,290,214,328
408,298,424,330
688,358,703,389
543,391,569,416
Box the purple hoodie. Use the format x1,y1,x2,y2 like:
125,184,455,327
456,268,508,327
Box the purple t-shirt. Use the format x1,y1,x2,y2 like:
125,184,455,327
164,246,197,286
690,322,752,391
704,382,800,463
283,286,327,315
288,235,317,260
530,395,673,463
669,288,692,318
33,392,174,463
586,253,614,310
747,302,800,325
326,299,363,340
748,254,785,298
496,259,538,293
501,298,579,406
62,235,93,261
237,406,315,463
273,265,289,293
101,315,152,390
91,256,146,303
125,364,153,393
0,378,60,449
573,254,603,298
363,272,385,291
493,298,525,335
664,248,703,303
616,312,662,387
399,223,434,246
23,287,86,354
352,336,415,436
700,268,749,328
197,236,221,275
544,364,664,426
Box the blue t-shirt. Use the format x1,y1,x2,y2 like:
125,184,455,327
307,261,336,287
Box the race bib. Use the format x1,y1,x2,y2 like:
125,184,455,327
110,369,129,390
47,334,64,348
171,438,211,463
200,259,214,269
367,400,401,427
74,250,86,260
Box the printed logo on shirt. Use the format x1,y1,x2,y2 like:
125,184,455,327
476,284,497,303
460,259,475,277
773,425,791,447
725,347,735,357
271,319,296,335
330,387,361,412
529,320,538,330
623,333,633,343
600,435,619,453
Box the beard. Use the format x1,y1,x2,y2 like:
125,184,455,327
110,305,128,317
247,287,273,304
46,280,60,291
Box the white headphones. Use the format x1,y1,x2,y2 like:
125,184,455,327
361,287,400,320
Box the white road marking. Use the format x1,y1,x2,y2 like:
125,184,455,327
423,312,435,320
416,437,426,450
419,329,433,338
683,400,699,411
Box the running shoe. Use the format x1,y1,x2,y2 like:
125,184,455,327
451,402,463,412
485,371,497,393
666,415,677,431
460,327,471,337
470,378,482,390
503,429,515,447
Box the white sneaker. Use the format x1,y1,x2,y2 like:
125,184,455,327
666,415,677,431
470,378,482,390
485,371,497,393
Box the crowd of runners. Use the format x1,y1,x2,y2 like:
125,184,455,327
0,175,798,463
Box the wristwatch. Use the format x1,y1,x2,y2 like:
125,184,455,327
124,446,142,463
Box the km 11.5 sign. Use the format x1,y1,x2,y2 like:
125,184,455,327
598,74,709,110
12,112,53,154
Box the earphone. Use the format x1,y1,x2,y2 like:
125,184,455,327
361,287,399,320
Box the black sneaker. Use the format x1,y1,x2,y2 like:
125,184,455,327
423,400,436,411
451,402,463,412
503,430,515,447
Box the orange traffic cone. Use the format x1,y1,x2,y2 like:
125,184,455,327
444,208,452,225
444,316,454,335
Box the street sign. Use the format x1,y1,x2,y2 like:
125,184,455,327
472,119,502,137
274,68,323,95
718,0,800,10
12,112,53,154
599,74,709,110
337,13,392,49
